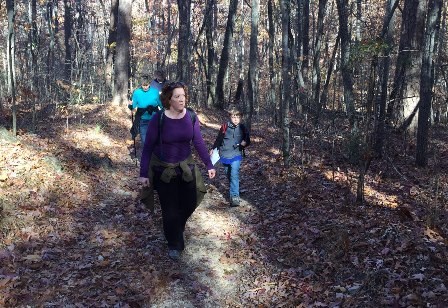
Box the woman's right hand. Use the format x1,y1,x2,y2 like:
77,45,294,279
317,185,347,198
138,177,150,187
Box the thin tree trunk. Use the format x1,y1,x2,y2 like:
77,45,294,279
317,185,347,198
215,0,238,108
375,0,399,157
205,0,216,107
63,0,73,81
312,0,328,125
336,0,355,124
246,0,259,131
112,0,132,106
295,0,306,114
416,0,443,166
268,0,277,126
6,0,17,136
320,34,340,112
46,0,56,88
105,0,118,96
281,0,291,167
177,0,191,84
302,0,310,69
28,0,38,131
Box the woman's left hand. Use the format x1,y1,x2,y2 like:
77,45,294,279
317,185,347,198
208,169,216,179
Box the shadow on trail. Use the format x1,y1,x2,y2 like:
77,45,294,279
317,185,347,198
1,107,447,306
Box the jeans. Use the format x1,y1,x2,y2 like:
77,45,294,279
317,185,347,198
223,159,241,197
140,119,150,146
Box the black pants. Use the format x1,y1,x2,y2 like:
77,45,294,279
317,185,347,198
154,170,197,250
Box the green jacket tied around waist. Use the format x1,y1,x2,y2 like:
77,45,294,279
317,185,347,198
139,154,207,212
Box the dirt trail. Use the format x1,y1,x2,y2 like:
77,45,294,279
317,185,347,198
0,106,274,307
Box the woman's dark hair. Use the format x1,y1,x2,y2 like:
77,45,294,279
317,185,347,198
160,81,188,109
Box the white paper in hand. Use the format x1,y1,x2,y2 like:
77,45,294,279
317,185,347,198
211,148,220,166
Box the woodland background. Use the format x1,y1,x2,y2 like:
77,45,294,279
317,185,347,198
0,0,447,306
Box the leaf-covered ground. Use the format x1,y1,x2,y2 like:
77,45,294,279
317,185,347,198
0,104,447,307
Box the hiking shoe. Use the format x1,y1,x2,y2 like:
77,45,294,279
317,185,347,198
230,197,240,207
168,249,181,260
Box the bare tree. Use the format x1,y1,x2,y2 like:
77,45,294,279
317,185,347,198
205,0,216,107
387,0,427,131
215,0,239,108
246,0,259,131
312,0,328,125
374,0,400,157
281,0,291,167
112,0,132,106
177,0,191,84
336,0,355,124
302,0,310,69
6,0,17,135
416,0,443,166
267,0,278,126
63,0,73,81
28,0,38,131
104,0,118,95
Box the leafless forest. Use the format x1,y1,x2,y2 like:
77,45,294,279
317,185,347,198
1,0,447,306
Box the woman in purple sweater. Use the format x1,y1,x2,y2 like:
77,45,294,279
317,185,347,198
138,81,216,260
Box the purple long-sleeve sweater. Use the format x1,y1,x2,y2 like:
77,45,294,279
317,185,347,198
140,111,214,177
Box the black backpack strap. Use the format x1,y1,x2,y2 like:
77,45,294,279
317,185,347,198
186,107,197,140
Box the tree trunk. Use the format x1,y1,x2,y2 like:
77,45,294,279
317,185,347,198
281,0,291,167
336,0,355,124
302,0,310,69
246,0,259,131
387,0,426,131
268,0,277,126
112,0,132,106
46,0,56,85
177,0,191,84
294,0,306,115
105,0,118,96
375,0,399,157
320,34,340,112
215,0,238,108
312,0,328,125
6,0,17,136
416,0,443,166
205,0,216,107
63,0,73,81
28,0,38,131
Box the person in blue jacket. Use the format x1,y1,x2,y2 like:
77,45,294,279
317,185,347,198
128,72,165,145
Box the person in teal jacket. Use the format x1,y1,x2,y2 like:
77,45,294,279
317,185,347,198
128,74,164,145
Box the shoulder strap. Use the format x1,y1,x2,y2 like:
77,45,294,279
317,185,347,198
186,107,197,140
221,122,228,134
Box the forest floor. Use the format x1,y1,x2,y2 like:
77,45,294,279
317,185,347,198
0,104,447,307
